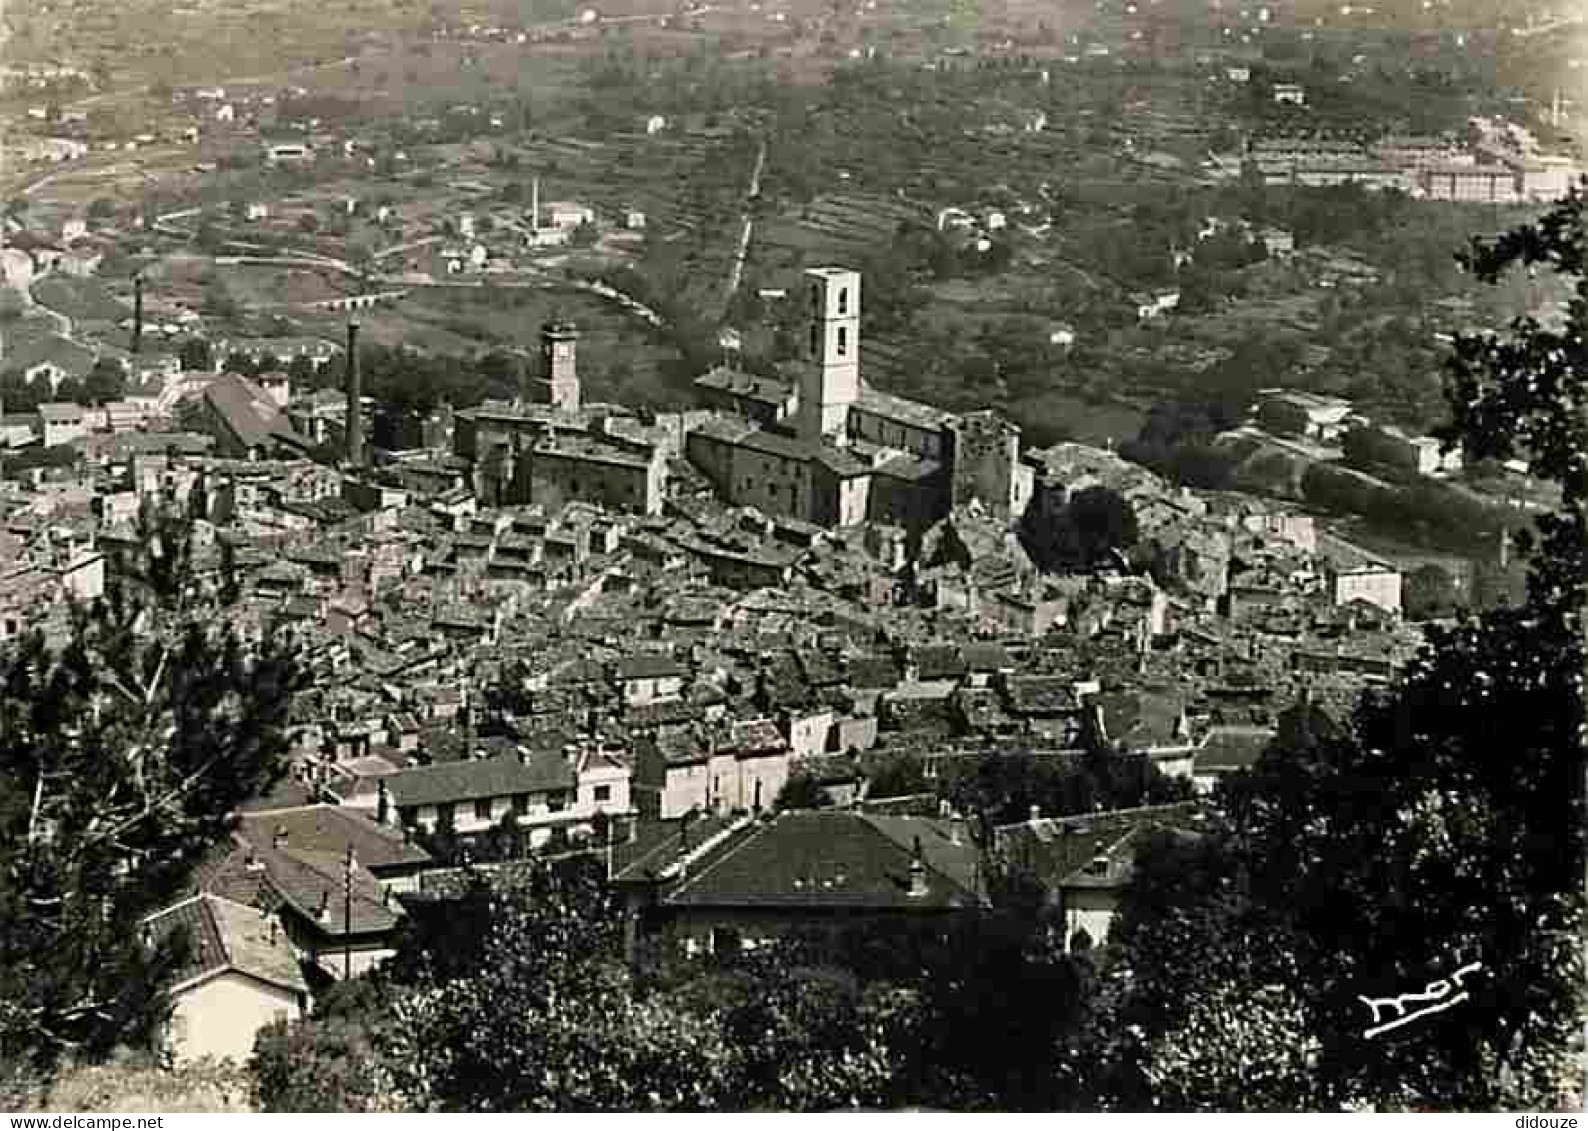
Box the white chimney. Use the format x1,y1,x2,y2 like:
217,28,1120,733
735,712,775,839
907,836,928,898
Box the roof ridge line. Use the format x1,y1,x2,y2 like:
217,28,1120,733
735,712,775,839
663,812,763,893
204,894,235,970
139,890,205,925
858,814,981,901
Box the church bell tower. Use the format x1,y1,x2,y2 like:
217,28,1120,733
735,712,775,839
537,320,580,412
797,267,860,444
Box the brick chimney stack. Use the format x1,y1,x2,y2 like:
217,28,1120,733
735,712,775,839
345,320,363,468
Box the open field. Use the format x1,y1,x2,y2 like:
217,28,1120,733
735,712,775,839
757,192,925,263
29,277,130,324
294,282,689,408
252,42,588,118
210,265,354,308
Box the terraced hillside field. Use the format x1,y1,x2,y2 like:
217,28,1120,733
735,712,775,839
756,192,926,263
508,127,754,312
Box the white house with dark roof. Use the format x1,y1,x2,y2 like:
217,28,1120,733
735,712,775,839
373,746,633,842
36,402,91,446
632,716,794,819
143,893,309,1062
616,651,689,706
995,802,1207,953
613,810,987,962
237,803,433,893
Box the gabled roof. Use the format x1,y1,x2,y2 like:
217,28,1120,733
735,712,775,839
1087,688,1190,749
961,642,1015,673
694,366,793,407
203,372,309,453
852,384,955,431
1004,675,1080,716
144,893,307,996
645,725,710,766
384,750,576,808
238,804,431,870
658,811,982,910
617,652,689,680
994,802,1207,893
1195,725,1276,772
195,839,401,938
911,644,967,681
609,813,744,880
846,653,902,690
728,716,785,756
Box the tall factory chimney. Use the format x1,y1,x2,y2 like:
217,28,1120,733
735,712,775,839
131,274,144,355
345,320,363,468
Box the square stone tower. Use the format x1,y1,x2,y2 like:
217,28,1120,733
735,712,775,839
536,321,580,412
797,267,860,443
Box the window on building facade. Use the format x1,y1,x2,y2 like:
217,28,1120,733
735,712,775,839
593,784,612,803
837,327,847,356
838,287,848,315
474,798,493,820
548,791,567,812
512,793,528,814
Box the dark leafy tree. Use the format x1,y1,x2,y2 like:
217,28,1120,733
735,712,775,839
665,956,897,1110
1402,563,1461,620
1098,827,1314,1112
221,352,258,378
178,339,213,373
863,752,929,799
252,1001,398,1113
774,769,830,810
0,371,43,414
3,445,79,478
1109,185,1588,1111
0,507,307,1074
945,748,1189,828
1022,485,1139,574
286,354,320,390
81,359,125,406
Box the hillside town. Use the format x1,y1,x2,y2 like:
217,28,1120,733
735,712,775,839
0,260,1436,1064
0,0,1581,1115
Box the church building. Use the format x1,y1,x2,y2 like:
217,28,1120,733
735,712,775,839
454,321,668,515
686,267,1032,537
